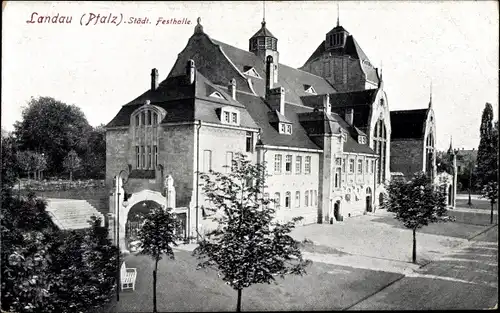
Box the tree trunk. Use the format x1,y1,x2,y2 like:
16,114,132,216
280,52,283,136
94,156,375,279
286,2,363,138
491,202,494,224
69,171,73,181
153,259,158,313
412,228,417,264
236,289,242,312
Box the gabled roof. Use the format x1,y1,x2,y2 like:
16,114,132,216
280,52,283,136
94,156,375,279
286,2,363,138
301,31,379,84
210,38,336,105
390,109,429,140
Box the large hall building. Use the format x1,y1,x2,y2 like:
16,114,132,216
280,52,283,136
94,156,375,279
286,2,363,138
105,17,449,250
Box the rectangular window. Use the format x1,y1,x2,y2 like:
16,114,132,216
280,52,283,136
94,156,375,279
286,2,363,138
285,192,291,209
366,160,369,173
295,191,300,208
147,146,152,169
334,168,341,188
305,156,311,174
304,191,309,207
342,158,346,172
226,152,233,173
274,154,282,174
349,159,355,173
295,156,302,174
274,192,281,209
223,111,230,123
154,145,158,167
335,157,342,166
135,115,140,126
136,146,140,168
358,159,363,174
280,123,285,133
371,160,375,173
285,155,292,174
231,112,238,124
258,38,265,49
246,132,253,152
203,150,212,172
286,125,292,134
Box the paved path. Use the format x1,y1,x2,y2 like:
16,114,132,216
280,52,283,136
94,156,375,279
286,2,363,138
347,225,498,310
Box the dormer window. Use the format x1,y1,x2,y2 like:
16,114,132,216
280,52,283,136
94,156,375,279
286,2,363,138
279,122,292,135
209,91,225,99
243,66,262,79
341,132,347,142
358,136,367,144
304,85,317,95
219,106,240,126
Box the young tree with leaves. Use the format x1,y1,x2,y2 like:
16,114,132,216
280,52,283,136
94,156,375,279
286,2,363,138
476,103,496,187
383,172,449,264
62,150,81,181
193,153,312,312
481,182,498,225
137,204,181,313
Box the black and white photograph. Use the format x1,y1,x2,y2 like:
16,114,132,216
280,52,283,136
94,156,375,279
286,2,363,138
1,1,498,312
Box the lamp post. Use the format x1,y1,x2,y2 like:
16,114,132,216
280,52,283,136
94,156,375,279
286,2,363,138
115,170,129,301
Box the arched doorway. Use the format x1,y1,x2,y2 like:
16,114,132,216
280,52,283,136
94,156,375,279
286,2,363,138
334,201,341,221
126,200,161,251
379,193,385,207
366,187,372,212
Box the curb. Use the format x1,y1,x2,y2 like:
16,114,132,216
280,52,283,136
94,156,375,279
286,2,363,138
342,274,406,310
468,224,498,241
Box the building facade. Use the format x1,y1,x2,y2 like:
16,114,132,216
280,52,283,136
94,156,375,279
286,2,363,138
105,17,439,250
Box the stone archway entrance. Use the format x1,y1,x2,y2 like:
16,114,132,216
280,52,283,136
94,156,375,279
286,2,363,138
334,201,341,221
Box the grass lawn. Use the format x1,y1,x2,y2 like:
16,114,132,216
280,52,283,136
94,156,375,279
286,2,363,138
456,198,497,211
104,250,402,312
370,216,488,239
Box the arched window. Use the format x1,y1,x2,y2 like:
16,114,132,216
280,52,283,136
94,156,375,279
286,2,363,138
373,119,387,184
425,131,435,178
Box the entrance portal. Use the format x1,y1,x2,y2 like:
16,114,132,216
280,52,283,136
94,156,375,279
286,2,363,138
366,196,372,212
379,193,385,207
334,201,341,221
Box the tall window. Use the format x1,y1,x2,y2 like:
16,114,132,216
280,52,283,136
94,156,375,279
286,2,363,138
246,132,253,152
304,191,309,207
371,160,375,173
147,146,152,168
334,168,341,188
349,159,355,173
357,159,363,174
285,155,292,174
295,191,300,207
274,154,282,174
147,111,152,125
153,113,158,124
425,132,435,179
274,192,281,209
296,156,302,174
141,112,146,125
135,115,140,126
226,152,233,173
223,111,230,123
374,119,387,184
154,145,158,167
285,192,291,209
342,158,346,172
203,150,212,172
305,156,311,174
141,146,145,168
136,146,140,168
231,113,238,124
366,160,369,173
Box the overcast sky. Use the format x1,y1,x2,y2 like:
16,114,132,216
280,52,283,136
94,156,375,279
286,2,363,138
2,1,498,150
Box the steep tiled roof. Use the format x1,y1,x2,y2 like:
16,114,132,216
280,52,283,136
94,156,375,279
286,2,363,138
106,71,259,130
236,92,321,150
210,39,336,105
390,109,429,139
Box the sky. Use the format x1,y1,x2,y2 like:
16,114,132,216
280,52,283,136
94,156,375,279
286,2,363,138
2,1,498,151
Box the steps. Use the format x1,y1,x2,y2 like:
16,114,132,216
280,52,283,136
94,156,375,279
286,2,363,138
46,199,105,230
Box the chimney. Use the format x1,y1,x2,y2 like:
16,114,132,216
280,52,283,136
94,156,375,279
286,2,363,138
323,94,331,115
151,68,159,91
345,108,354,125
265,55,274,94
228,78,236,100
267,86,285,116
186,59,195,84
